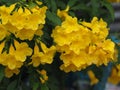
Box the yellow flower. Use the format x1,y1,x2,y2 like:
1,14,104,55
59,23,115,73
87,70,99,85
0,4,15,24
57,6,69,20
15,28,36,40
25,6,47,30
1,54,23,70
0,25,8,41
35,25,44,36
5,67,20,78
3,22,19,34
9,40,32,62
0,41,5,54
0,40,32,70
9,7,30,30
82,17,109,42
31,44,43,67
31,42,56,67
0,53,6,64
102,39,115,53
108,64,120,85
108,67,120,85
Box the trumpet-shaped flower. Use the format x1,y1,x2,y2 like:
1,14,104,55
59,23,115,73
31,42,56,67
87,70,99,85
5,67,20,78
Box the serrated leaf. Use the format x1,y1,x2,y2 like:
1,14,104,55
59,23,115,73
46,11,61,26
67,0,78,7
7,80,17,90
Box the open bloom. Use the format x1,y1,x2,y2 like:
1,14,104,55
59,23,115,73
31,42,56,67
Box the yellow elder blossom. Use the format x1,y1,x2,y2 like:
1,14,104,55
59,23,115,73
9,40,32,62
108,64,120,85
0,4,15,24
57,6,69,20
52,15,115,72
0,24,10,41
87,70,99,85
0,41,5,53
5,67,20,78
31,42,56,67
82,17,109,42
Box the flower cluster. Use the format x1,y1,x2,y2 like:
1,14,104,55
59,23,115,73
52,9,115,72
0,3,56,78
0,40,32,78
0,3,47,40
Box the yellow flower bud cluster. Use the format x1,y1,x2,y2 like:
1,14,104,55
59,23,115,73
52,12,115,72
37,69,48,84
0,3,47,40
108,64,120,85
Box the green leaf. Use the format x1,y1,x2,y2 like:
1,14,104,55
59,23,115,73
101,0,114,21
46,11,62,26
67,0,78,7
0,0,19,6
69,11,76,17
33,82,39,90
56,0,66,9
43,0,51,9
50,0,57,12
0,66,4,82
90,0,100,17
71,3,90,11
7,80,17,90
47,76,59,90
21,82,31,90
28,1,37,9
41,84,49,90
